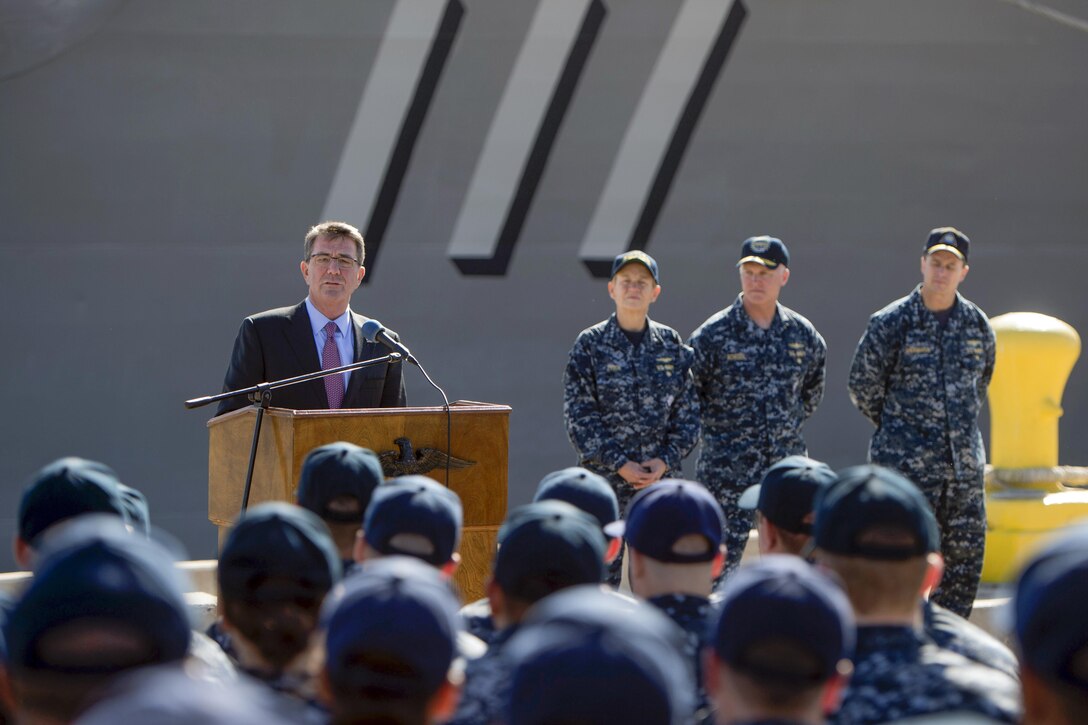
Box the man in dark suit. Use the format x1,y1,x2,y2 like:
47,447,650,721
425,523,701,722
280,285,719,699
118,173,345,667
216,221,406,416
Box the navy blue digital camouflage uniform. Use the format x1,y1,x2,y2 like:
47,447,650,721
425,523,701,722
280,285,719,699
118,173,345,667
649,593,712,720
204,621,327,723
923,600,1019,680
459,596,497,646
848,286,995,617
689,296,826,574
563,314,700,579
447,624,518,725
831,625,1020,724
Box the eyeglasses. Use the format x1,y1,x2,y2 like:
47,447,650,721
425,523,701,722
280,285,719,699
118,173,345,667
308,253,361,270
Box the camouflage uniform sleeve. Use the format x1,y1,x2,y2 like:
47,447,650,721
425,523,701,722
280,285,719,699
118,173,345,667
801,329,827,420
447,646,511,725
658,342,701,471
562,332,629,473
687,330,714,414
848,313,899,427
978,317,996,400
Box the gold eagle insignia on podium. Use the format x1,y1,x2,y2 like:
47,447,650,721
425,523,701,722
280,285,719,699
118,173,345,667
378,437,476,477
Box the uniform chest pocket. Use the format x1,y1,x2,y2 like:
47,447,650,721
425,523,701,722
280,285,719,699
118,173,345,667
654,355,679,380
654,358,693,404
705,348,748,389
597,359,632,403
786,339,809,361
900,332,938,370
958,338,986,372
718,348,756,386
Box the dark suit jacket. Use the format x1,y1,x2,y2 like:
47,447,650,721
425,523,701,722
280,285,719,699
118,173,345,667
215,302,406,416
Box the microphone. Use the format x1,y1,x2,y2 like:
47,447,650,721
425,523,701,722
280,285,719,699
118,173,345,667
361,319,418,366
364,319,452,481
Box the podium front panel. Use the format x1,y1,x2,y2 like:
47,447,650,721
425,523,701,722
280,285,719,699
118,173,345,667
208,401,509,600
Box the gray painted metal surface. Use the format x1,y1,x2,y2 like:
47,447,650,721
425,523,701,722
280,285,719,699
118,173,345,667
1,0,1087,568
448,0,595,265
322,0,453,240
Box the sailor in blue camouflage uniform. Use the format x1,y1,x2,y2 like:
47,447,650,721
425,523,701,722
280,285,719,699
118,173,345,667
605,479,727,720
814,465,1021,725
1012,525,1088,723
689,236,826,575
848,227,995,618
449,501,606,725
706,556,855,725
563,251,700,581
923,598,1019,680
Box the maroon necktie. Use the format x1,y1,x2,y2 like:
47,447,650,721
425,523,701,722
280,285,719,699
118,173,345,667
322,321,345,408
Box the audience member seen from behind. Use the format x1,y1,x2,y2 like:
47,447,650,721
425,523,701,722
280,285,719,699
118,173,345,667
355,475,462,577
355,475,486,664
296,441,384,569
319,556,464,725
706,555,854,725
71,664,295,725
812,465,1020,724
13,457,134,569
1,520,190,724
504,584,695,725
534,466,621,534
460,466,621,644
604,479,725,717
738,454,1017,678
737,455,834,557
1013,524,1088,725
211,502,341,718
449,501,607,725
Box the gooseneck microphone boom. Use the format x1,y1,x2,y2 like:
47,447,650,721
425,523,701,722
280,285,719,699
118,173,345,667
361,319,418,366
361,318,455,482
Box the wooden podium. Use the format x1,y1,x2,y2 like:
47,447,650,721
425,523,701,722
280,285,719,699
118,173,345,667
208,400,510,601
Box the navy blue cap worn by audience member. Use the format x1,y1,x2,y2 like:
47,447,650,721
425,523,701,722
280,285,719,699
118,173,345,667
533,466,619,530
738,455,836,534
363,475,462,567
73,664,296,725
493,501,605,602
610,250,660,283
17,457,129,545
713,555,854,685
117,483,151,537
322,556,462,700
925,226,970,263
737,235,790,269
2,520,191,673
31,513,170,568
44,458,150,537
218,502,342,602
505,584,694,725
296,442,384,523
604,479,725,563
1013,524,1088,689
813,464,940,560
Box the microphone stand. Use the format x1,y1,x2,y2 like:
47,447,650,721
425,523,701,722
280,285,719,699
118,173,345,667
184,353,402,515
362,322,453,483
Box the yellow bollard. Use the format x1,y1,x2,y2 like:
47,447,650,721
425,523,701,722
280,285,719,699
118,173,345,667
983,312,1083,583
985,490,1088,584
988,312,1080,471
